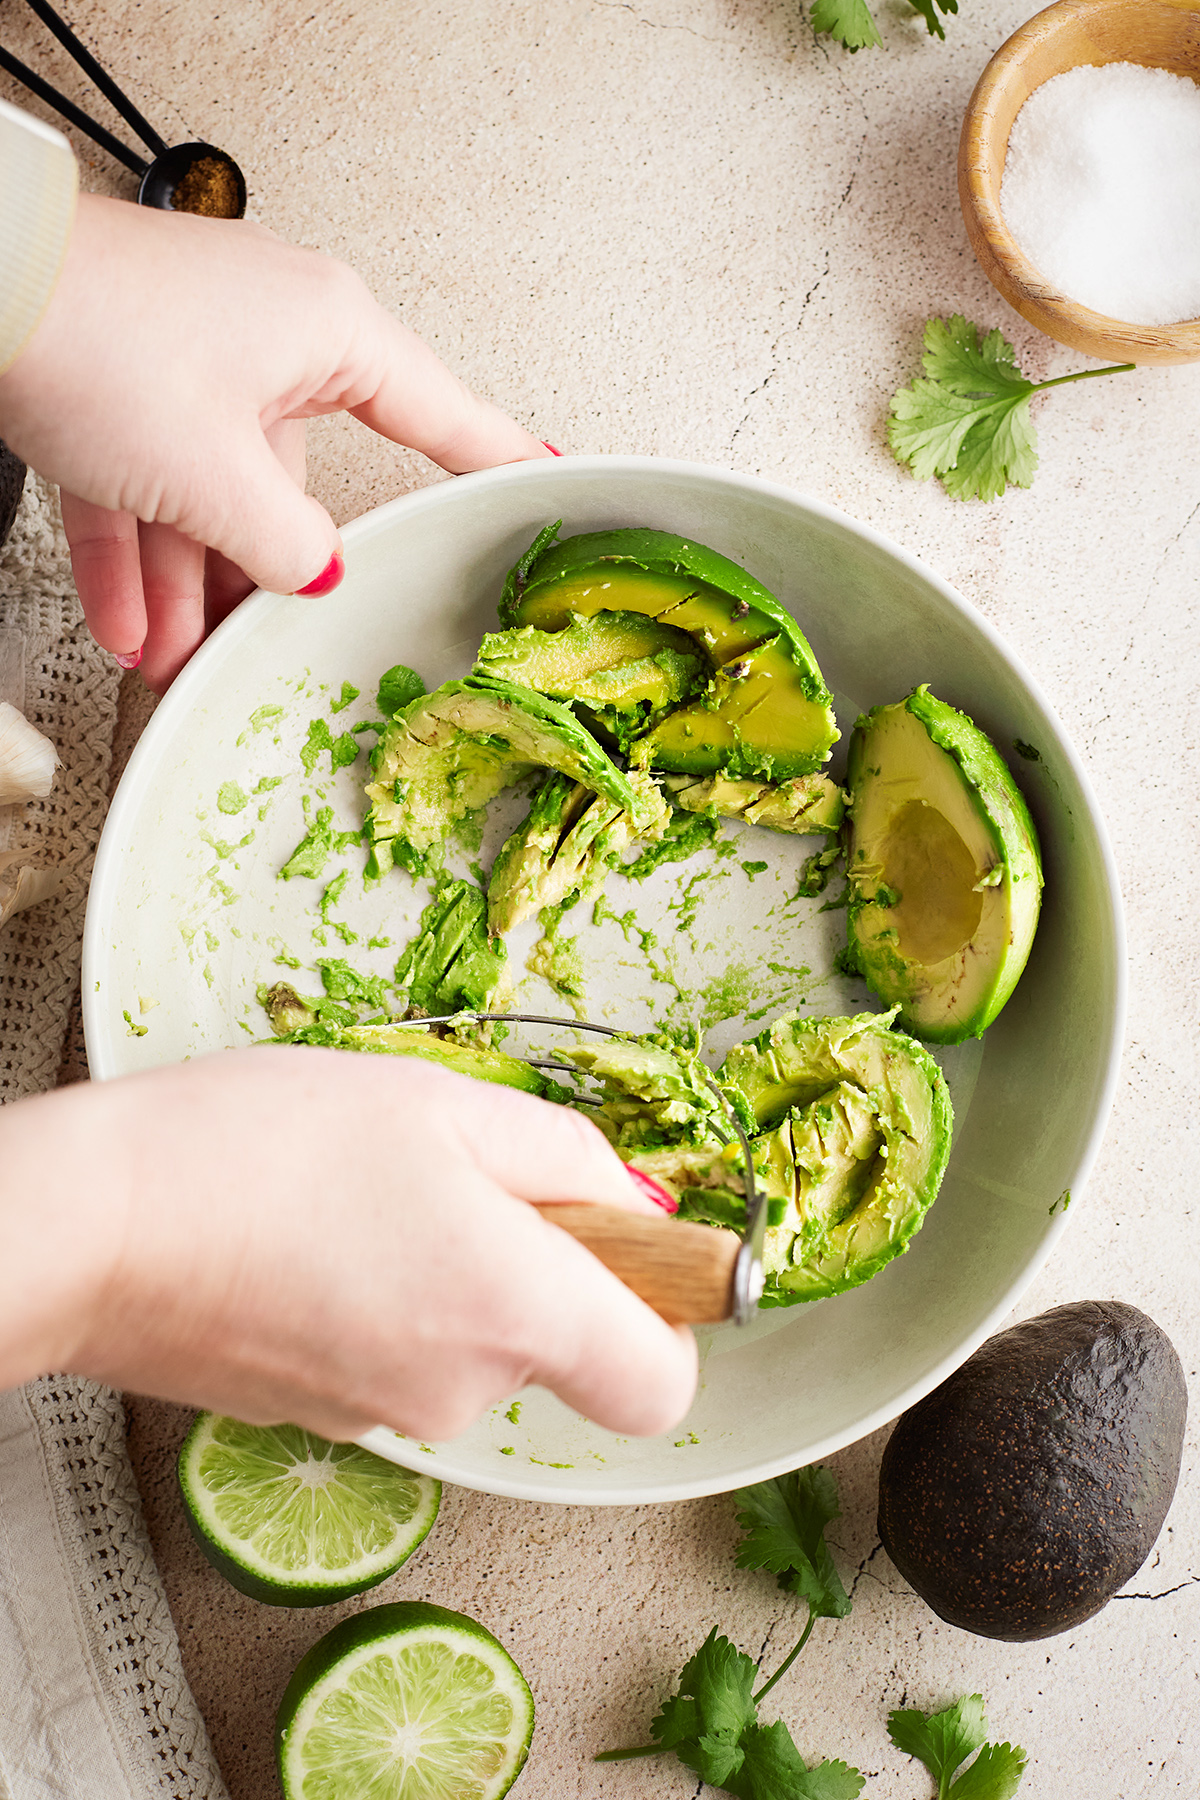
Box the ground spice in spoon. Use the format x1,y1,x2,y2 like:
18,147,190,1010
171,155,241,217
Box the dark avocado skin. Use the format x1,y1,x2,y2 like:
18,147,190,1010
0,441,26,549
877,1301,1187,1642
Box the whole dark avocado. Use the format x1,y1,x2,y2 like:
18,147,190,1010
0,440,26,549
877,1300,1187,1642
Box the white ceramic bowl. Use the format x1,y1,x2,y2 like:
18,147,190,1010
82,457,1125,1505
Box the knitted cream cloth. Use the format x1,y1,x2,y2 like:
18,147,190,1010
0,476,229,1800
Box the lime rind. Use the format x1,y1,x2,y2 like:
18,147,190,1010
277,1604,534,1800
178,1414,441,1606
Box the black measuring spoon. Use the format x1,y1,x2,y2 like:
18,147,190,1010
0,0,246,216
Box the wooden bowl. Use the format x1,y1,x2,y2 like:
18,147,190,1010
959,0,1200,365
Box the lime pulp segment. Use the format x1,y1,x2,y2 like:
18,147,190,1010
179,1415,441,1601
279,1618,534,1800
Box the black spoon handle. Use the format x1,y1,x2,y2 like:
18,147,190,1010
0,43,147,174
22,0,167,156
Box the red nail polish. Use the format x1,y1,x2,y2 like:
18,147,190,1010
114,646,143,670
624,1165,678,1214
542,441,563,456
295,550,344,597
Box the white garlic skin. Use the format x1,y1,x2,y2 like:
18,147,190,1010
0,700,58,805
0,852,59,925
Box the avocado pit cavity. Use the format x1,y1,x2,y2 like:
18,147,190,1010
881,799,983,965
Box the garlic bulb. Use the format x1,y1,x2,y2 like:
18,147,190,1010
0,851,59,926
0,700,57,805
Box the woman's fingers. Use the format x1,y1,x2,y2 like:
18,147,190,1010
203,547,255,635
180,421,341,598
449,1076,663,1215
350,310,552,473
59,492,146,661
137,521,209,693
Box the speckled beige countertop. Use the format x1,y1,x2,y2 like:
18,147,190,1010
5,1,1199,1794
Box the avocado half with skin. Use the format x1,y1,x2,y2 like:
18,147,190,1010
845,685,1042,1044
499,525,838,782
717,1010,953,1304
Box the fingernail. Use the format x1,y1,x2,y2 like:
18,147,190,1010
624,1165,678,1214
113,646,143,670
542,441,563,456
294,549,344,597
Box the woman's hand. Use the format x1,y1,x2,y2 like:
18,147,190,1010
0,194,552,692
0,1049,697,1442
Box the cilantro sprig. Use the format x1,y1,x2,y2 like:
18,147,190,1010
596,1467,864,1798
810,0,957,53
888,316,1134,502
889,1694,1027,1799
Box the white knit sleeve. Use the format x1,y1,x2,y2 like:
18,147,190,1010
0,100,78,376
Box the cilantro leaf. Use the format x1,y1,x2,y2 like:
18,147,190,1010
889,1696,1026,1800
907,0,957,38
938,408,1038,503
888,318,1038,501
650,1630,757,1788
949,1742,1027,1800
889,315,1134,501
919,316,1029,396
889,1694,986,1786
727,1722,864,1800
734,1467,851,1619
376,663,427,718
809,0,883,50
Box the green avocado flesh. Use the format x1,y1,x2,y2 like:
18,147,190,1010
266,1003,562,1099
475,612,707,749
393,879,508,1013
363,674,652,877
563,1036,729,1150
663,771,845,836
500,527,838,782
714,1010,953,1303
488,769,668,934
845,685,1043,1043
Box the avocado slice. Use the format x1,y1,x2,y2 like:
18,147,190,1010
363,673,654,878
487,769,669,934
475,612,708,751
845,685,1043,1043
564,1035,729,1151
877,1301,1188,1641
393,878,508,1013
718,1009,952,1303
663,771,845,836
499,526,838,781
271,1012,563,1098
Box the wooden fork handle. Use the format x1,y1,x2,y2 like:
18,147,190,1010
533,1202,738,1325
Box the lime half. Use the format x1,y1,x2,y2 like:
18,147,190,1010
277,1602,534,1800
178,1414,441,1607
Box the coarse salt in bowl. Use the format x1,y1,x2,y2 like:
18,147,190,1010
83,456,1125,1505
959,0,1200,365
1000,62,1200,327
